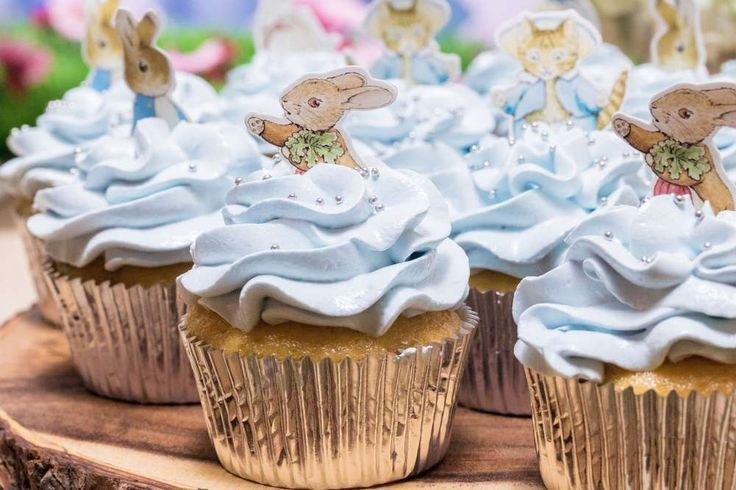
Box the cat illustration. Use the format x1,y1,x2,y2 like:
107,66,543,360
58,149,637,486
365,0,460,84
492,12,628,134
612,83,736,214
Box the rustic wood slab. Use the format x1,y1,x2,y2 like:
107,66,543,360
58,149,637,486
0,309,544,489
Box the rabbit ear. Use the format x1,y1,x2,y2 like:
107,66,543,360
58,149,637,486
655,0,682,28
114,8,138,48
703,87,736,107
328,71,367,91
137,11,160,46
340,85,396,110
98,0,120,23
715,110,736,128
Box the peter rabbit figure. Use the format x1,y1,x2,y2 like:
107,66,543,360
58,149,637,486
246,68,396,173
114,9,188,130
365,0,460,85
492,11,629,136
82,0,123,92
651,0,705,72
612,82,736,214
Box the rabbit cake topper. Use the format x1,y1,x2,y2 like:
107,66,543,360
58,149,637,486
651,0,705,72
365,0,460,85
491,10,628,136
253,0,339,55
83,0,123,92
114,8,188,131
246,67,397,174
612,82,736,214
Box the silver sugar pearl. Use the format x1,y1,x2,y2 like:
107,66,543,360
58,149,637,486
188,163,197,172
489,189,497,199
74,147,82,155
288,192,297,199
604,231,614,240
508,137,516,146
371,167,380,177
483,160,490,168
641,256,654,264
674,194,686,204
566,119,575,128
335,195,343,204
315,197,324,205
695,209,704,219
531,122,539,132
262,173,272,180
549,145,557,154
368,195,378,204
375,203,385,212
270,243,280,250
600,196,608,205
470,144,480,153
272,154,282,162
704,242,713,250
234,177,243,185
517,155,525,163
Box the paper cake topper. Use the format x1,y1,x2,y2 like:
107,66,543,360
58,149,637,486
114,8,188,131
82,0,123,92
253,0,338,55
364,0,460,85
491,10,628,136
651,0,705,72
612,82,736,214
246,67,397,173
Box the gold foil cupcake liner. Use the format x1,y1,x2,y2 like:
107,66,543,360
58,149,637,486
11,207,61,326
526,368,736,489
457,287,530,415
43,265,198,404
180,307,479,489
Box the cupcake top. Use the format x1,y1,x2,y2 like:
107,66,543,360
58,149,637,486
513,195,736,381
386,124,650,278
28,118,267,271
178,161,470,336
346,80,494,153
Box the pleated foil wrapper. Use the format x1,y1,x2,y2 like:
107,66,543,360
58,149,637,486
180,307,479,489
11,207,61,326
43,265,199,404
457,287,530,415
526,368,736,490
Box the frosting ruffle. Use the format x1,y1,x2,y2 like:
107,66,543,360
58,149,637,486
514,195,736,381
178,162,470,336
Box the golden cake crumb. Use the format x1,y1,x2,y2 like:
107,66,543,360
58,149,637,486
52,258,191,289
605,357,736,397
185,303,463,361
469,270,521,294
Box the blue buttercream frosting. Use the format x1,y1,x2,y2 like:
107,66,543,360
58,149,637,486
28,118,269,270
513,195,736,381
178,162,470,336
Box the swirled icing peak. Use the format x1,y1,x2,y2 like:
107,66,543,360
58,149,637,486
178,162,470,336
28,118,266,271
514,195,736,381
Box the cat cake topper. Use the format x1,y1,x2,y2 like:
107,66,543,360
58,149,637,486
651,0,705,72
491,10,628,135
253,0,339,55
114,8,188,131
83,0,123,92
612,82,736,214
364,0,460,85
246,67,397,174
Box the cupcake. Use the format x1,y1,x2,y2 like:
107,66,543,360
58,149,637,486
178,162,476,488
514,195,736,488
27,118,269,403
385,123,650,414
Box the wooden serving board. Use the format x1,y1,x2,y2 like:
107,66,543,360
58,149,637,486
0,308,544,489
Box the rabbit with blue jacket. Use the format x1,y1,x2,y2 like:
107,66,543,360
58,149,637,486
82,0,123,92
115,9,188,130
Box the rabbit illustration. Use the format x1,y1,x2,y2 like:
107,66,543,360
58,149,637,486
651,0,704,71
82,0,123,92
246,68,396,173
114,9,188,130
365,0,460,84
253,0,338,54
612,83,736,213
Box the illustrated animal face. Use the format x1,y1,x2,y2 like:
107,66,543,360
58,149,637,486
517,18,580,81
115,10,173,97
653,0,703,71
83,0,122,70
651,89,721,142
280,72,396,132
381,7,434,56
